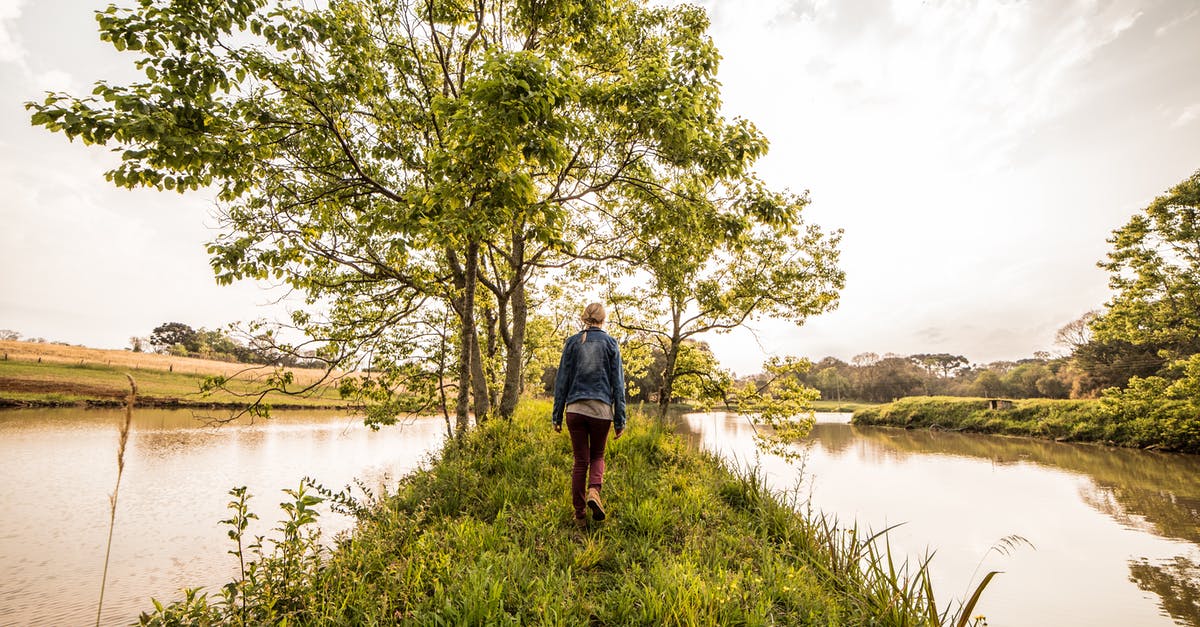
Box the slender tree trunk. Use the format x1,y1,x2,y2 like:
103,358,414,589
470,312,490,422
658,340,680,420
453,241,480,437
438,307,453,439
483,304,500,409
658,307,683,420
500,278,527,419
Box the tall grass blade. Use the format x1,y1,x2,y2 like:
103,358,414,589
96,374,136,627
956,570,999,627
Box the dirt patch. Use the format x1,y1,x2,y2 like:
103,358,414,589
0,376,127,398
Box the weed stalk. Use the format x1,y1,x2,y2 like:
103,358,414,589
96,374,136,627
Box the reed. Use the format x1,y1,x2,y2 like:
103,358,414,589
96,374,136,627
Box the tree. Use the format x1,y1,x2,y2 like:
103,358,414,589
972,370,1004,397
1055,310,1098,354
31,0,756,431
1093,169,1200,360
857,356,924,402
0,329,20,341
1070,338,1166,396
910,353,968,379
149,322,198,353
609,173,844,417
812,365,850,401
910,353,968,394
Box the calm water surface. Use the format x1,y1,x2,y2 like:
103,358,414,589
679,412,1200,627
0,408,447,626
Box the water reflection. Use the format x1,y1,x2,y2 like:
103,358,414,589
843,425,1200,546
1130,556,1200,625
677,412,1200,627
0,408,446,626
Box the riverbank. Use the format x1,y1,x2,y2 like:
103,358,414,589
852,396,1200,454
0,343,349,409
140,400,986,625
811,399,881,412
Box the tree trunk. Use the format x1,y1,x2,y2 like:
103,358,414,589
499,278,527,419
470,311,490,422
482,303,500,410
658,340,680,420
453,241,480,437
658,307,683,420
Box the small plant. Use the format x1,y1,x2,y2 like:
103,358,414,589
140,483,327,626
219,486,258,625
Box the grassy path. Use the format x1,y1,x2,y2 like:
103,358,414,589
141,400,985,625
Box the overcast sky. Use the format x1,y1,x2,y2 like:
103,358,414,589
2,0,1199,376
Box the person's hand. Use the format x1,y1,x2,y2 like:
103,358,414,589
614,428,624,440
554,423,562,433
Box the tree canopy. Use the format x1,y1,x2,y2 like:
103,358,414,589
1093,169,1200,360
30,0,824,431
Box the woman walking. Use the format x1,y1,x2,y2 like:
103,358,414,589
552,303,627,528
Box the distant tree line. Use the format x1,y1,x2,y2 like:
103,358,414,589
764,352,1071,403
791,168,1200,404
137,322,324,368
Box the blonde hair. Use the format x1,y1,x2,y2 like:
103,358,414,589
581,302,606,326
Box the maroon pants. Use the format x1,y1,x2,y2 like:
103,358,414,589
565,412,611,518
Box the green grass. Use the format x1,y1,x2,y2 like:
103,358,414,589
812,399,881,413
141,400,991,626
852,396,1200,454
0,359,349,408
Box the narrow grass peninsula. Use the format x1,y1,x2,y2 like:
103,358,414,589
141,399,985,626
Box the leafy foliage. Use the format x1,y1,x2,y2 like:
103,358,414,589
29,0,817,429
732,356,820,459
1093,169,1200,360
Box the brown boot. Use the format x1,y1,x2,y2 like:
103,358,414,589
586,487,606,521
573,516,587,529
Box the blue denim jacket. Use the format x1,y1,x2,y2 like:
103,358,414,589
552,326,627,431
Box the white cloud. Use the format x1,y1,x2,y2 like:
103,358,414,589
31,67,74,93
1174,103,1200,128
1155,7,1199,37
0,0,26,66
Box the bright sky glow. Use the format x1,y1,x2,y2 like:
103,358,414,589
2,0,1198,375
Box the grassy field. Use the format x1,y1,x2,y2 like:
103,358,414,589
140,399,989,625
0,341,348,409
852,396,1200,454
811,399,881,413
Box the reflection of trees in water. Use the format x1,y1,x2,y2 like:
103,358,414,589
824,425,1200,546
808,423,859,455
1128,556,1200,626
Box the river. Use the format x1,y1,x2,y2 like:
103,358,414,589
678,411,1200,626
0,407,449,626
1,408,1198,625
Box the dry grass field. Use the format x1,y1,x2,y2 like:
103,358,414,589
0,340,333,381
0,340,350,408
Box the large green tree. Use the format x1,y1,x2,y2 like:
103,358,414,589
608,174,844,417
30,0,762,431
1093,169,1200,361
